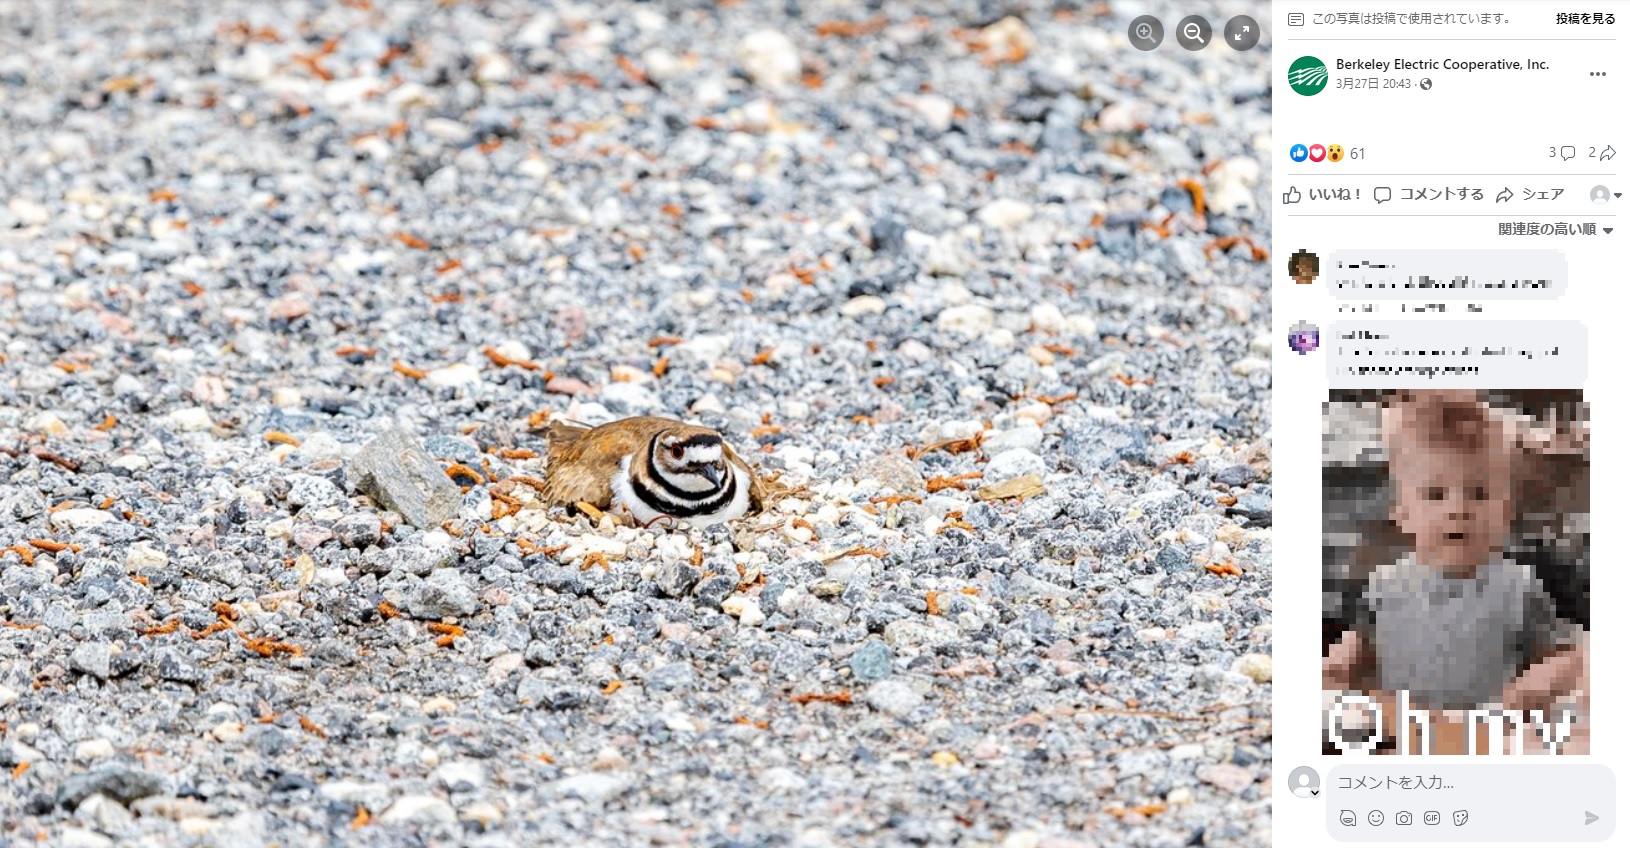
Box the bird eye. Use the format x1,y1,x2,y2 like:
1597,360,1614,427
669,445,684,460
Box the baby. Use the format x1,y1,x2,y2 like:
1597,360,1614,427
1324,391,1583,749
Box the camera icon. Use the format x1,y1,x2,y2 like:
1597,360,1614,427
1424,811,1441,825
1396,811,1413,825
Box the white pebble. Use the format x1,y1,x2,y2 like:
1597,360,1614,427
380,795,457,826
74,738,115,761
166,407,214,431
976,199,1033,230
1232,653,1273,683
982,425,1043,456
736,30,801,87
426,363,482,388
936,304,995,336
983,449,1046,484
839,295,886,317
904,94,955,133
49,508,114,531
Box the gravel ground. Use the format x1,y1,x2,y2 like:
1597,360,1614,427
0,1,1273,846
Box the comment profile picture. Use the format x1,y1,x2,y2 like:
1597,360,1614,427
1288,248,1320,285
1288,321,1320,355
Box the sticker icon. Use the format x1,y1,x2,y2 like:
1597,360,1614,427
1453,810,1469,826
1309,144,1327,163
1328,144,1345,162
1290,143,1309,163
1288,55,1329,95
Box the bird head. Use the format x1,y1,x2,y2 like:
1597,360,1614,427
655,432,728,491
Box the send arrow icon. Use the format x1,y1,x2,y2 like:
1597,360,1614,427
1585,811,1598,825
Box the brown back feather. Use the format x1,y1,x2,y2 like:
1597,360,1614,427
545,417,769,515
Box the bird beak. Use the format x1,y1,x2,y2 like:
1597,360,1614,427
701,464,722,486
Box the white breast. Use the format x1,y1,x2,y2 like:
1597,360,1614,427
611,455,752,528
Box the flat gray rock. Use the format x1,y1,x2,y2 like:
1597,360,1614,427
345,429,462,529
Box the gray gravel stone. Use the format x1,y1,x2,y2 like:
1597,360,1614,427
864,680,923,718
691,575,736,610
849,640,894,682
408,569,479,619
332,514,383,549
655,562,702,598
346,430,463,529
68,643,112,680
57,767,166,809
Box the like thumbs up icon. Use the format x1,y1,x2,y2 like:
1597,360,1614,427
1282,186,1301,204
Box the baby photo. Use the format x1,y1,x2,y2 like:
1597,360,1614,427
1321,390,1589,755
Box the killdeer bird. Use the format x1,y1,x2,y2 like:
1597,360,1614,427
543,417,765,527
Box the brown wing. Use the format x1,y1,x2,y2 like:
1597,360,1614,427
543,417,692,507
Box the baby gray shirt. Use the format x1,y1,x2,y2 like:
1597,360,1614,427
1363,554,1559,710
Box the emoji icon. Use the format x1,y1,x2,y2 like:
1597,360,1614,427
1340,810,1358,827
1328,144,1345,162
1290,143,1309,162
1309,143,1327,162
1288,321,1320,354
1424,811,1441,825
1453,810,1469,826
1368,810,1385,826
1396,812,1413,825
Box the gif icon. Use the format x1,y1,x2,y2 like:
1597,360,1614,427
1424,811,1441,825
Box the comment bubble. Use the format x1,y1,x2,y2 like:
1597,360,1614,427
1328,320,1586,388
1322,249,1567,299
1560,145,1575,161
1373,187,1392,203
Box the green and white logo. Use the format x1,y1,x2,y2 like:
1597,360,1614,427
1288,56,1328,96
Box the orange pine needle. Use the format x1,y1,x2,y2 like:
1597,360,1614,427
392,360,428,380
791,691,854,705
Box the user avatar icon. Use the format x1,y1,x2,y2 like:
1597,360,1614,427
1287,766,1321,798
1288,320,1320,354
1453,810,1469,826
1424,811,1442,825
1340,810,1358,827
1288,248,1321,284
1367,810,1385,826
1590,184,1611,204
1327,144,1345,162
